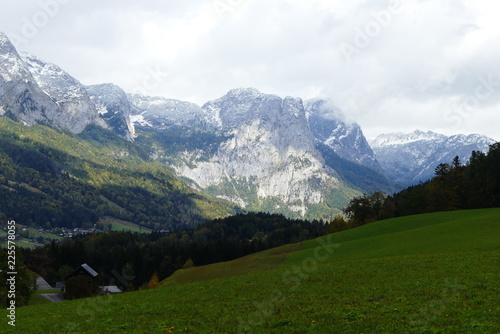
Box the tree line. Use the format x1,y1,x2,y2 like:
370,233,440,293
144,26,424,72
343,143,500,225
18,212,332,293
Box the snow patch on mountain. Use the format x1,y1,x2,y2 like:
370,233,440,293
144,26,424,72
20,52,101,134
128,93,215,131
371,130,496,185
370,130,446,147
0,34,61,129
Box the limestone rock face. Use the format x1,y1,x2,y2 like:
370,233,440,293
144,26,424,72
169,88,343,215
0,33,58,127
86,83,137,140
21,52,101,134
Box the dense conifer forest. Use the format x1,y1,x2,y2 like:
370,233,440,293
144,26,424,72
343,143,500,225
14,212,331,294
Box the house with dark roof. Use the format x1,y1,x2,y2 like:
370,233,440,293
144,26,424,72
66,263,98,280
64,263,99,300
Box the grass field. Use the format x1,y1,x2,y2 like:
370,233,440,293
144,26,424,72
0,226,63,249
98,216,153,233
2,208,499,333
27,293,54,307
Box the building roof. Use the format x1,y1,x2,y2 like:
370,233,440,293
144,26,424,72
100,285,122,294
81,263,98,277
65,263,98,280
36,276,52,290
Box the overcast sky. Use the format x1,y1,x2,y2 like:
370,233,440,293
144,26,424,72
0,0,499,140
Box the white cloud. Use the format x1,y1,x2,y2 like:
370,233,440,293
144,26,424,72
0,0,498,140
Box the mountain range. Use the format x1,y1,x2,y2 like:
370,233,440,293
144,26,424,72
0,32,496,222
370,130,496,185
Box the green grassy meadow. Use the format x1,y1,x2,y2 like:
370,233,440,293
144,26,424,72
98,216,154,234
0,227,63,249
2,208,499,333
27,290,60,307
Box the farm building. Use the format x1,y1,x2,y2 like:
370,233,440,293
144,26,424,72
64,263,99,300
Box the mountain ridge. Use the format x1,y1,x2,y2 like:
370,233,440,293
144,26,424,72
371,130,496,185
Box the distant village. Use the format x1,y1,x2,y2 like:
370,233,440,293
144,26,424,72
0,221,170,247
1,225,98,246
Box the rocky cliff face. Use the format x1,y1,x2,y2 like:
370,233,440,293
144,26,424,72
371,130,496,185
120,87,401,217
0,32,102,134
20,52,103,134
86,83,136,140
306,98,381,172
0,33,58,128
169,88,343,215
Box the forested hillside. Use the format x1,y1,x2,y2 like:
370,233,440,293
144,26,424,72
19,212,330,290
0,118,239,231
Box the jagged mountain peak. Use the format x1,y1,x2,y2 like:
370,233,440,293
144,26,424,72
225,87,264,99
0,32,18,56
0,36,33,83
207,87,295,107
446,133,497,145
21,52,61,74
17,51,101,134
0,32,8,41
0,33,106,134
305,98,353,142
85,83,132,100
128,93,202,112
174,94,337,214
87,82,121,93
1,34,59,127
21,52,90,103
203,88,289,132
